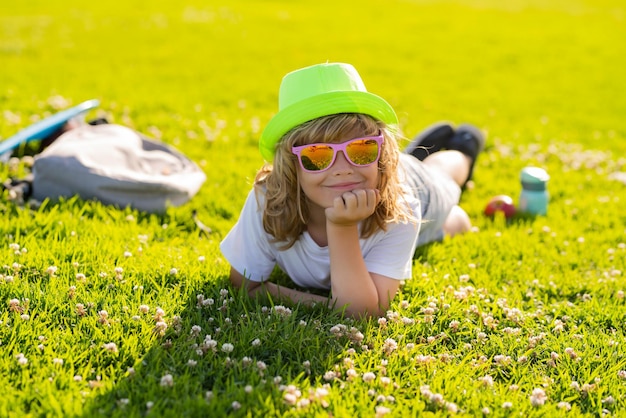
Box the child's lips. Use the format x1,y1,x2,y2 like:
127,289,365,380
326,182,361,191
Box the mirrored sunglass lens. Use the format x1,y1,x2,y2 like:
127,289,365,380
300,145,334,171
346,139,379,165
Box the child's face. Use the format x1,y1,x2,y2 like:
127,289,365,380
296,134,380,212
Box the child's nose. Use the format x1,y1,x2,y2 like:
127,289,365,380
331,151,353,172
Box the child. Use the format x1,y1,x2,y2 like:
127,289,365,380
220,63,484,317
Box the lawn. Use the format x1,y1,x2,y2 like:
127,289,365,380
1,0,625,416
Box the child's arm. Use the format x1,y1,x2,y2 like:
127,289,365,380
325,189,398,317
229,267,331,307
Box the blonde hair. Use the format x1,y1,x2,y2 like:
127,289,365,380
255,113,415,249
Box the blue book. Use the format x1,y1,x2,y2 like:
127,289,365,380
0,99,100,157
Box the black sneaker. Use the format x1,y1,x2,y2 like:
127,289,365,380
404,122,455,161
445,123,485,185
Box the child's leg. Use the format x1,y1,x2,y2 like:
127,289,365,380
422,150,471,187
412,123,485,187
443,205,471,236
420,124,486,238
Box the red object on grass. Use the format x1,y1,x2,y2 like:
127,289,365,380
484,195,516,218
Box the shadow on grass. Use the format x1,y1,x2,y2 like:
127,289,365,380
79,271,354,417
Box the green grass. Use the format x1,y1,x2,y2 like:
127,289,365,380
1,0,625,416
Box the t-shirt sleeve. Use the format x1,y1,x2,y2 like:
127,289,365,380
363,219,420,281
219,189,276,282
362,191,422,281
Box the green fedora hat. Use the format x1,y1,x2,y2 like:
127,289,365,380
259,63,398,161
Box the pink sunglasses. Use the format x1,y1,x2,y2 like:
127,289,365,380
291,134,384,173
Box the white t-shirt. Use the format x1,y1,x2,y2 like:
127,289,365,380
220,186,421,290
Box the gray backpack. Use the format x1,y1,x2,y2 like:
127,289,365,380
28,124,206,212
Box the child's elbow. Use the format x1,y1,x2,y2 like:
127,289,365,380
229,267,246,288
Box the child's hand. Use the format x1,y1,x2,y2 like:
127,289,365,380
325,188,380,226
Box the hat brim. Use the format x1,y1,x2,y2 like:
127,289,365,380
259,91,398,161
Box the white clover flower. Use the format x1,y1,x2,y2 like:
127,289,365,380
323,371,337,381
502,402,513,409
494,355,512,366
103,342,118,353
480,375,494,387
530,388,547,406
565,347,578,359
231,401,241,410
187,359,197,367
272,305,292,317
430,393,445,405
190,325,202,337
362,372,376,382
401,316,415,326
446,402,458,413
124,251,132,258
154,321,168,335
375,406,391,417
382,338,397,354
53,358,64,366
251,338,261,347
557,401,571,411
283,392,298,405
16,353,28,366
160,374,174,387
46,266,57,276
169,268,178,275
198,256,206,262
221,343,234,353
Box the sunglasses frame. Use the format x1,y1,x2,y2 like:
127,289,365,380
291,134,384,173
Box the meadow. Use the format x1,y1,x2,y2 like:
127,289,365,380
0,0,625,416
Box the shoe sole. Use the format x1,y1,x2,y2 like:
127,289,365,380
403,121,455,159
